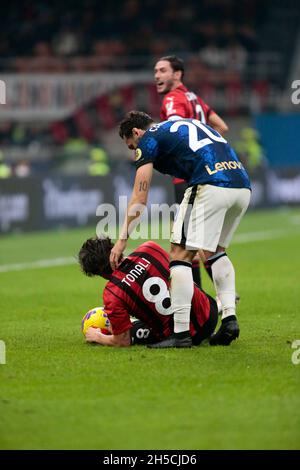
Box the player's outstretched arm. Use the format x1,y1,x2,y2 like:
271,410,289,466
208,112,229,136
120,162,153,238
110,163,153,270
85,327,131,347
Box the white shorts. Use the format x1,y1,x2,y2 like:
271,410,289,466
170,184,251,252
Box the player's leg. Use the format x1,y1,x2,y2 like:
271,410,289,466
170,185,205,345
174,181,201,288
204,258,240,310
169,242,197,337
149,184,226,348
208,188,251,345
147,243,196,349
192,294,219,345
203,247,239,345
148,186,201,348
191,255,201,289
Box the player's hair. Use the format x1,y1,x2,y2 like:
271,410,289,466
119,110,154,139
159,55,185,79
78,236,113,277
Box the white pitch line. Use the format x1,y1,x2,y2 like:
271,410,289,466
0,257,76,273
233,229,287,243
290,215,300,225
0,228,295,273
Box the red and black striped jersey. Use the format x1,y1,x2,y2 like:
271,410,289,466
103,241,211,339
160,85,214,123
160,84,215,185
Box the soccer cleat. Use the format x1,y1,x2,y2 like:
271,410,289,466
147,333,192,349
209,317,240,346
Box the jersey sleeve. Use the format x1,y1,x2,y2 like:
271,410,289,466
162,93,187,120
198,97,215,119
103,287,132,335
134,134,159,170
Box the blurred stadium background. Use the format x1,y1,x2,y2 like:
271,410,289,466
0,0,300,451
1,0,300,233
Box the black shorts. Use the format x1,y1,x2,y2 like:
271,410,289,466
131,295,218,346
191,295,219,346
130,320,157,345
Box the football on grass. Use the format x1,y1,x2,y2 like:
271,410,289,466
81,307,111,335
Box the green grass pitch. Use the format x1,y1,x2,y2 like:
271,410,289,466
0,208,299,449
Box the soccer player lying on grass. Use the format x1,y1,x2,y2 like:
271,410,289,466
78,236,218,347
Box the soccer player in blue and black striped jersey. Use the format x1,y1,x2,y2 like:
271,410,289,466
110,111,251,348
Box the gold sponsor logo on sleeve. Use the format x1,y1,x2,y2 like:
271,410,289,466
135,148,142,161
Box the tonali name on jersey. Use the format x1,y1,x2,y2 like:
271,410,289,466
120,258,150,286
103,241,211,339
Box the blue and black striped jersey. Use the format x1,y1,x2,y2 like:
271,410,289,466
135,119,251,190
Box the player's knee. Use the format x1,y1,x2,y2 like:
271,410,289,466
202,246,226,263
208,253,235,285
206,251,229,271
170,244,196,262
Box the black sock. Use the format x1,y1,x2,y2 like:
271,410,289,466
192,260,201,289
204,260,213,282
175,331,191,339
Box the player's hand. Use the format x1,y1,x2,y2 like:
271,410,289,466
85,327,101,343
110,239,126,270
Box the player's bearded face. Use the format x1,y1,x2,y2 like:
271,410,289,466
154,61,177,95
160,77,175,94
